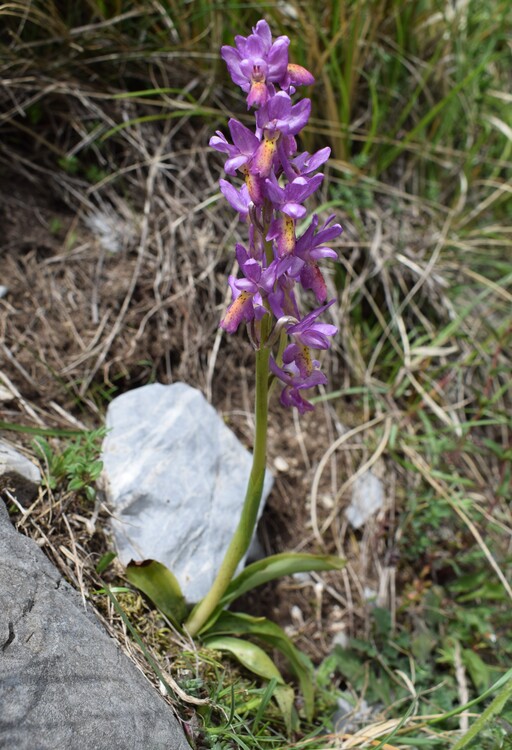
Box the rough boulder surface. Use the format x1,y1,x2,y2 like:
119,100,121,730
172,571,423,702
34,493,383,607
101,382,273,603
0,500,190,750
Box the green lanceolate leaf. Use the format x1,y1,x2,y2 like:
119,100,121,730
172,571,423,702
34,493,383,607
204,636,296,734
221,552,345,608
205,610,316,721
204,635,285,682
125,559,187,629
273,684,296,736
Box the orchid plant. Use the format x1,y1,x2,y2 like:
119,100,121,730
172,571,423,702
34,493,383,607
125,20,344,727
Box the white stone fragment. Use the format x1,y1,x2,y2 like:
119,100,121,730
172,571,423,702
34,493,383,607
101,383,273,603
0,440,41,502
273,456,289,472
345,470,384,529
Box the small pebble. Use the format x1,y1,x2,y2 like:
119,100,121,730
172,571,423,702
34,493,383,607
273,455,289,472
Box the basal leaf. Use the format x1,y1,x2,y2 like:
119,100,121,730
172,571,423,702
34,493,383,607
273,684,296,735
205,610,316,720
125,559,187,628
204,636,296,733
204,635,284,683
221,552,345,609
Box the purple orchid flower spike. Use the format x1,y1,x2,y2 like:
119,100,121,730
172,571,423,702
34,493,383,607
221,20,290,108
212,18,342,415
269,357,327,414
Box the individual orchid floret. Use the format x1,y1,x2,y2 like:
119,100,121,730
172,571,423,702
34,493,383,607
280,302,337,378
269,357,327,414
265,173,324,218
209,119,260,175
281,146,330,182
286,301,338,349
252,92,311,176
265,173,324,256
255,91,311,138
294,214,342,300
221,20,290,108
219,180,252,222
220,244,284,334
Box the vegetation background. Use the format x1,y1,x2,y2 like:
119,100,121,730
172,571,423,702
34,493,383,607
1,1,511,748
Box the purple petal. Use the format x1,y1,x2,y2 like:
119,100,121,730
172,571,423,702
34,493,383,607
235,242,250,266
284,98,311,135
267,91,292,122
240,258,261,284
245,35,265,59
263,176,284,204
209,132,232,155
254,19,272,50
281,202,306,219
267,37,290,81
282,343,299,365
220,46,248,89
309,247,338,261
219,181,250,217
299,327,338,349
281,388,315,414
224,155,249,174
315,223,343,245
269,357,288,383
228,119,260,154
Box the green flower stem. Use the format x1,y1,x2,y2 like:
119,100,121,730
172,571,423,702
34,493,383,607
185,338,271,637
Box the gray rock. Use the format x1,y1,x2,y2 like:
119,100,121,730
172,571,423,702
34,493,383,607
0,499,190,750
101,383,273,603
345,470,384,529
0,440,41,503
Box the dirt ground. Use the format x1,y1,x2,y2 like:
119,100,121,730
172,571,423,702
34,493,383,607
0,143,395,669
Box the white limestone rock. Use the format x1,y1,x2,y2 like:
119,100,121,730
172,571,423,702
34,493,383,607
101,382,273,603
345,470,384,529
0,440,41,503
